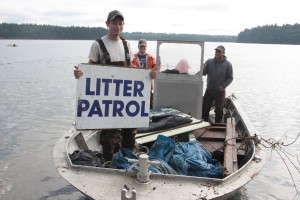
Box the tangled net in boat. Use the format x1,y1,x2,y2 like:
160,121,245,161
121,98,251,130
224,132,300,196
261,133,300,195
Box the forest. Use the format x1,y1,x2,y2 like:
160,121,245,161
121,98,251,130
236,23,300,44
1,23,300,45
0,23,236,42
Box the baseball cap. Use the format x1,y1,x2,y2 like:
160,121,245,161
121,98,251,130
107,10,124,21
138,39,147,47
215,45,225,53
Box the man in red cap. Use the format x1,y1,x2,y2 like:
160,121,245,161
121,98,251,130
132,39,156,69
132,39,156,108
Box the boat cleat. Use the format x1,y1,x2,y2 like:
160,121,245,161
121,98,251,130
121,188,136,200
253,155,262,163
128,154,160,184
254,133,262,145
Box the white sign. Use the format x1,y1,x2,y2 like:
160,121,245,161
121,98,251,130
75,64,151,130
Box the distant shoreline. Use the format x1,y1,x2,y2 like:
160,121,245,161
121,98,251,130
0,23,236,42
1,22,300,45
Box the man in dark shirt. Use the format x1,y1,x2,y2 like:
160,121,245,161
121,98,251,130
202,45,233,123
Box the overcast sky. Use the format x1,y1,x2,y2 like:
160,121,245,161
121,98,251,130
1,0,299,36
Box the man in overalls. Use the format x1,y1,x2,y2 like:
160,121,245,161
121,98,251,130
74,10,157,161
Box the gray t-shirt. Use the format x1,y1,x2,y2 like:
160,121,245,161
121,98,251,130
88,35,134,64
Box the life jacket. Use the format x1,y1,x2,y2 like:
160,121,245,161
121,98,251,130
96,37,131,66
132,53,156,69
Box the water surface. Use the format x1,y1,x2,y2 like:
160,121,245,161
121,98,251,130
0,40,300,200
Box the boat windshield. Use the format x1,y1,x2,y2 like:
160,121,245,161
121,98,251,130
156,42,204,75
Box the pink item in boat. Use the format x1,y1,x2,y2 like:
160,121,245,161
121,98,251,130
175,59,189,74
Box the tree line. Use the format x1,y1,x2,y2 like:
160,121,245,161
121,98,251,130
0,23,236,42
236,23,300,44
1,23,300,45
0,23,108,40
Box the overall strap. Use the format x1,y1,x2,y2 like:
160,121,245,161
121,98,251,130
96,37,130,66
120,37,131,66
96,38,111,64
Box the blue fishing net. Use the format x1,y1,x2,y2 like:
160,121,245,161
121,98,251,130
113,135,223,178
113,147,177,174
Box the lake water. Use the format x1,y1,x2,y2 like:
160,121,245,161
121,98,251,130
0,39,300,200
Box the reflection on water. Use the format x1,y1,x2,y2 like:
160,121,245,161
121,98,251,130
38,185,86,200
0,40,300,199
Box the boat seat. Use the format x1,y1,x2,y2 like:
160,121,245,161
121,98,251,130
223,117,238,177
193,123,226,154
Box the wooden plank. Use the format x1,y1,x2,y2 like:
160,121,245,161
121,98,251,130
223,117,238,177
193,127,225,139
74,132,89,150
210,123,226,127
194,125,226,153
136,121,210,144
208,126,226,131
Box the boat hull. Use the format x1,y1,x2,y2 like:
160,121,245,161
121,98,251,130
53,97,266,200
